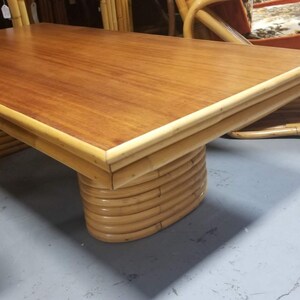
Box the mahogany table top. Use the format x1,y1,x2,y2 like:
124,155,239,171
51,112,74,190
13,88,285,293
0,24,299,152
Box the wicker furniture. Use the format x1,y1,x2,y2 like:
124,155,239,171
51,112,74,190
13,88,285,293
0,24,299,242
176,0,300,138
176,0,300,47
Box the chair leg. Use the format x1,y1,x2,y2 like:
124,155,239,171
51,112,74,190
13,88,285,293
228,99,300,139
167,0,176,36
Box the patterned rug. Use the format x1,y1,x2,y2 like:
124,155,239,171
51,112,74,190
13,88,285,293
247,2,300,39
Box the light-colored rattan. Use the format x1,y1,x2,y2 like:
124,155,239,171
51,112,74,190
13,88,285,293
100,0,133,32
79,147,207,242
229,98,300,138
7,0,30,28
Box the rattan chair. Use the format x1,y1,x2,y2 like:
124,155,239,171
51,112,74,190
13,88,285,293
0,0,29,157
175,0,300,138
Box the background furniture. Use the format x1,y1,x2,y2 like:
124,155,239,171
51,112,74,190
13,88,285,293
177,0,300,48
1,0,102,29
6,0,69,26
176,0,300,138
2,0,176,33
100,0,133,31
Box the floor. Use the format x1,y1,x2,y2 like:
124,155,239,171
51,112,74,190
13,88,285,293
0,137,299,300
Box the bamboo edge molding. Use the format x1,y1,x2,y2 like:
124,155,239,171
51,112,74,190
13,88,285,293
105,67,300,164
110,83,300,189
108,79,299,173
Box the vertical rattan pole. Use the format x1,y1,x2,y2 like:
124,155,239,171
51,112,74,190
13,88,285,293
7,0,23,27
115,0,125,31
111,0,118,30
100,0,110,29
18,0,30,25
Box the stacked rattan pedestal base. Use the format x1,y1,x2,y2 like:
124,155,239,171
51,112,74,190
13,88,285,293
0,130,27,158
78,147,207,243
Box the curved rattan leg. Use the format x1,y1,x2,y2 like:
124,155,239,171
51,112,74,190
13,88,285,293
228,99,300,139
228,124,300,139
78,146,207,243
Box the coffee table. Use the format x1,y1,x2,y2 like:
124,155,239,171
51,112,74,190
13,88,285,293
0,24,299,242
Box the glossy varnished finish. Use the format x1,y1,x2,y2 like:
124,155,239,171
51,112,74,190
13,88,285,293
0,24,300,151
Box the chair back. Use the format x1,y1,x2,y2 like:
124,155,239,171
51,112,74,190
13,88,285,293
7,0,30,28
176,0,300,139
176,0,251,44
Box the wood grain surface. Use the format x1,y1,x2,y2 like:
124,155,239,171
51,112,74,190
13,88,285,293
0,24,299,151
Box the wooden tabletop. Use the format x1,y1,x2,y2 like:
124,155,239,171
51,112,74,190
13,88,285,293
0,24,300,153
